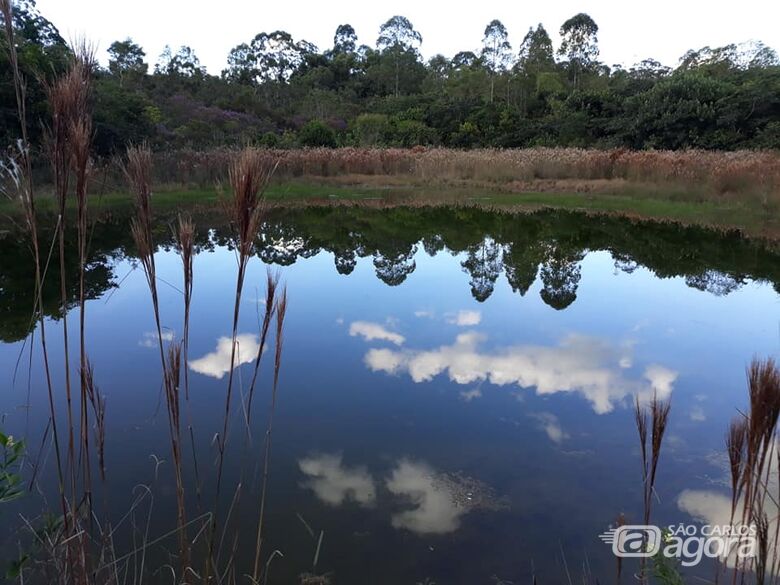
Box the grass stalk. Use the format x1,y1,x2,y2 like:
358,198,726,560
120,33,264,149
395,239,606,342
206,147,275,580
126,145,190,575
634,392,671,583
0,0,68,535
252,288,287,583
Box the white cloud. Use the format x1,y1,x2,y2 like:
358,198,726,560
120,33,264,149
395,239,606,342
690,406,706,422
414,310,434,319
189,334,259,379
677,489,762,567
299,453,376,507
364,332,677,414
386,459,464,535
139,330,174,348
677,445,780,568
349,321,405,346
531,412,568,444
459,388,482,402
446,310,482,326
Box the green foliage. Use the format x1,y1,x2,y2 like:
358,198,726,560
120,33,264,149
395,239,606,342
651,532,686,585
260,131,281,147
4,3,780,152
353,113,391,146
390,119,438,146
298,120,337,147
108,38,148,80
92,76,156,154
0,432,24,506
625,73,731,149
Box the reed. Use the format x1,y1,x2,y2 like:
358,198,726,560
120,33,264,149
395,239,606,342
252,287,288,584
175,214,195,400
126,144,190,575
68,42,97,521
82,360,106,483
724,358,780,584
741,359,780,518
141,147,780,205
0,0,67,539
245,269,280,426
634,392,671,583
43,49,97,541
174,213,203,510
206,147,276,579
727,418,748,522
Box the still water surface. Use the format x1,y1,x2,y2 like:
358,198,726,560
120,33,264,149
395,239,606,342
1,206,778,583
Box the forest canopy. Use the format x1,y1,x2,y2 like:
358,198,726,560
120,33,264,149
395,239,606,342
2,0,779,155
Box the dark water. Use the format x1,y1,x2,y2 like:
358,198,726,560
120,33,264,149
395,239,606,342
1,206,779,584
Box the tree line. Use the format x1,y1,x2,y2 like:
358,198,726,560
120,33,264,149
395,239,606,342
2,0,779,155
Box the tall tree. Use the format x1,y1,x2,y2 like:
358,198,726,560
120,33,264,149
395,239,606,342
558,13,599,89
6,0,62,46
333,24,357,54
107,38,147,85
517,24,555,75
377,15,422,97
155,45,205,78
224,31,316,84
481,19,512,102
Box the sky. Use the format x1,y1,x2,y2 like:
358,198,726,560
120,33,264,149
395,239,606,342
37,0,780,74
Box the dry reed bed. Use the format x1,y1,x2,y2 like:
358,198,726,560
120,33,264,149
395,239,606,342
147,147,780,200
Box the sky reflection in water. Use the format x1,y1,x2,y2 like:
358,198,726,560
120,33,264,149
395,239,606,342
0,209,778,583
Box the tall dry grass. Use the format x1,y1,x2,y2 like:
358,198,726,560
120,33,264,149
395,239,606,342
633,393,671,583
126,144,192,577
0,0,67,528
143,147,780,204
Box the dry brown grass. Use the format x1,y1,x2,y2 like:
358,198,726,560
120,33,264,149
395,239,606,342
146,147,780,204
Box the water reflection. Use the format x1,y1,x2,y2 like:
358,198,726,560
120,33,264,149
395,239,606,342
387,459,469,535
298,455,507,536
2,206,779,343
530,412,569,444
190,334,260,379
363,332,677,414
348,321,405,346
1,204,778,583
445,310,481,326
298,453,376,507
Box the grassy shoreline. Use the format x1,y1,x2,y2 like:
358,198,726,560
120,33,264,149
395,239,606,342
5,177,777,241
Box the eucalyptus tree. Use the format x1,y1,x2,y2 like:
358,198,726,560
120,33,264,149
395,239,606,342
224,31,318,84
333,24,357,54
107,38,147,84
481,19,512,102
376,15,422,96
154,45,205,78
558,13,599,89
517,24,555,76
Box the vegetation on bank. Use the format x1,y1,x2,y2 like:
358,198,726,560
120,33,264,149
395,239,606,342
2,2,780,155
4,180,773,240
6,145,779,239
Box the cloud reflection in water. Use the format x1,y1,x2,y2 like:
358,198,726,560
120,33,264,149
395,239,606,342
189,334,260,379
363,332,677,414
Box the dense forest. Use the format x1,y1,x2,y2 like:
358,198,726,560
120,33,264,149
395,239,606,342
2,0,780,155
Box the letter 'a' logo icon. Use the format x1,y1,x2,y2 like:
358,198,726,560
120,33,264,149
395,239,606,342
599,525,662,557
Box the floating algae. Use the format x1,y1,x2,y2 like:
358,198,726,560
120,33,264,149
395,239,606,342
429,470,510,512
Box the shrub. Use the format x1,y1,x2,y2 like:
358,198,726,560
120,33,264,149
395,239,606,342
353,113,391,147
298,120,337,148
390,120,439,147
260,131,280,148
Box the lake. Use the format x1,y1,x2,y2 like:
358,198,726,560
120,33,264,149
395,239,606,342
1,205,778,584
